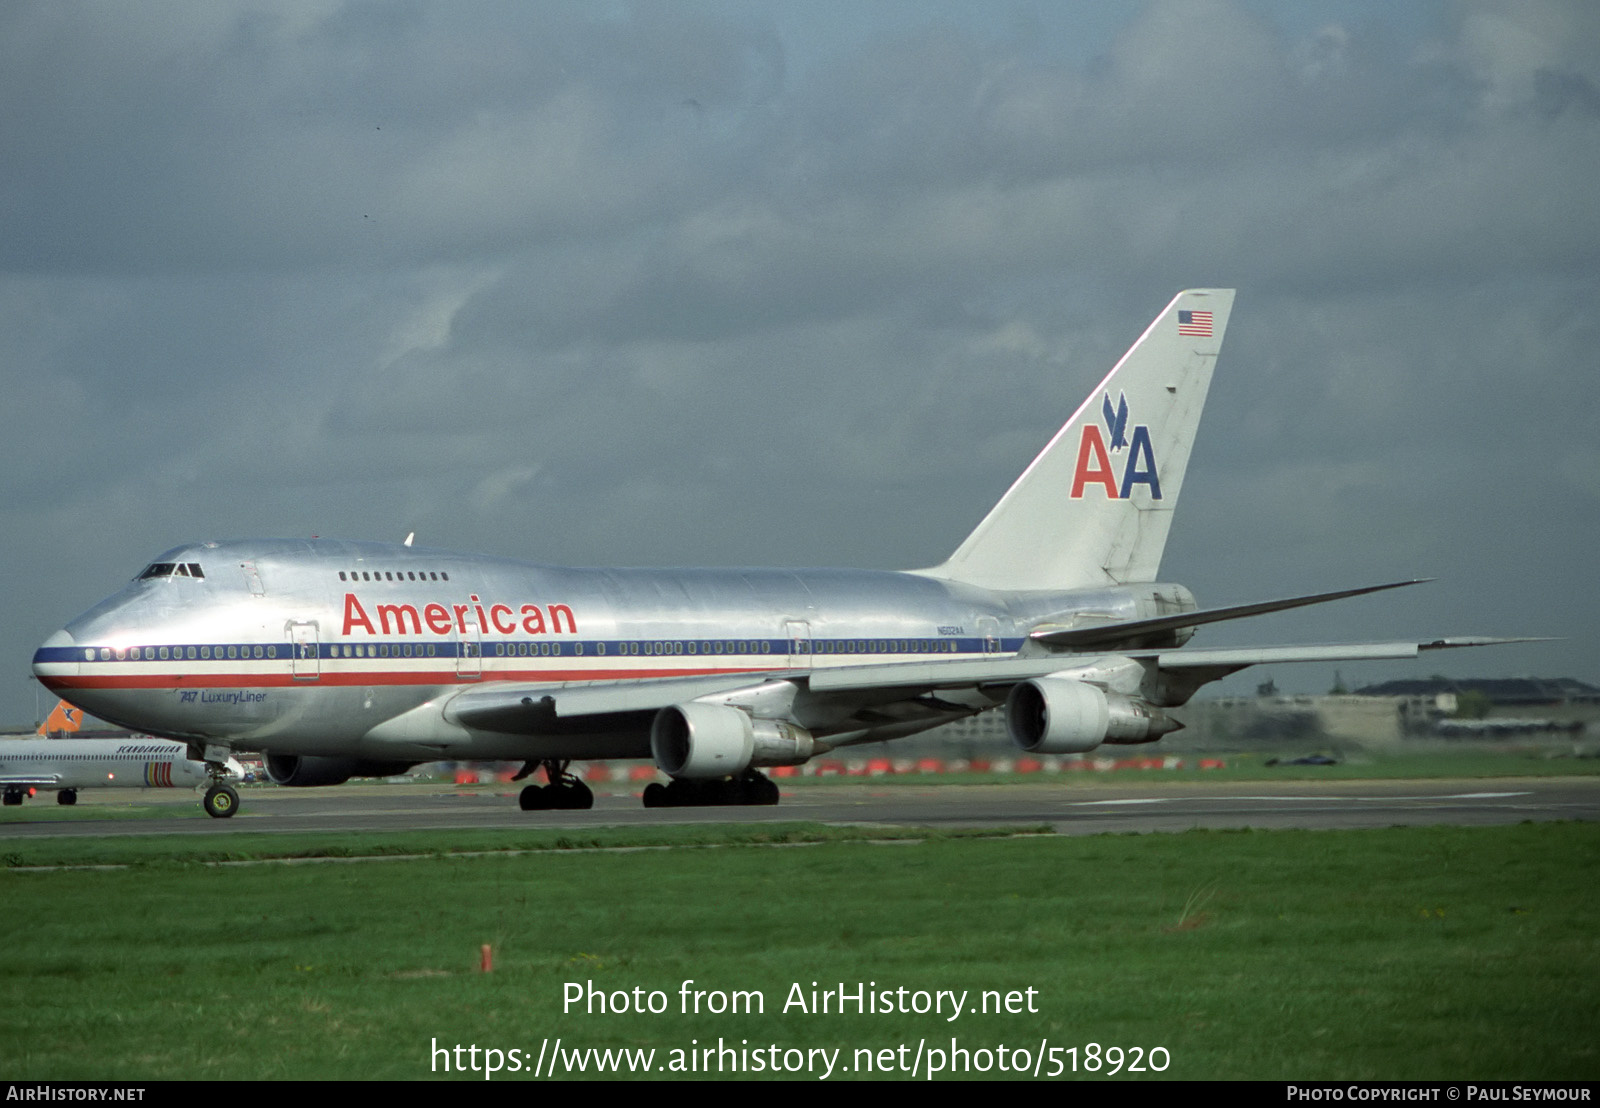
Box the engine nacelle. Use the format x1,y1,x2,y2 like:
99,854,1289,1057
264,754,418,787
1005,678,1178,754
651,703,816,779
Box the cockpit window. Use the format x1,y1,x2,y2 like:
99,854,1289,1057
137,562,205,580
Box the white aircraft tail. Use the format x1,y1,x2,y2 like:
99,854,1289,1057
924,289,1235,592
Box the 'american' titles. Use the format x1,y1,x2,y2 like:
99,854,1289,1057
341,593,577,638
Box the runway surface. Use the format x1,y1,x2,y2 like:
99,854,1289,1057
2,776,1597,838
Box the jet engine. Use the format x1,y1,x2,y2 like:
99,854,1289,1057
1005,678,1179,754
264,754,418,787
651,703,816,779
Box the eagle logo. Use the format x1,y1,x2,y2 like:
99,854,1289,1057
1101,392,1130,451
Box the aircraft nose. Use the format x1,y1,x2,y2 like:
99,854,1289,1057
33,628,79,686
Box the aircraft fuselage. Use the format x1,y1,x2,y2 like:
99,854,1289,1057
32,538,1192,763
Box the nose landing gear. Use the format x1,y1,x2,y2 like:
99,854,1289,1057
203,784,239,818
197,745,239,818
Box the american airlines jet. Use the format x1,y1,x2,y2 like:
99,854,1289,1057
31,291,1518,818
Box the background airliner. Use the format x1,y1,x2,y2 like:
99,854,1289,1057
31,290,1519,817
0,735,235,810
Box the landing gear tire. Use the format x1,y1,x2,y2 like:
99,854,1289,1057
552,779,594,810
740,771,780,806
641,771,780,808
203,784,239,819
57,789,77,806
519,767,594,811
3,789,24,807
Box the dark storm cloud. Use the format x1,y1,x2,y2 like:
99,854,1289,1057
0,1,783,272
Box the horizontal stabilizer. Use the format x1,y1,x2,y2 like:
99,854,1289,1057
1126,636,1546,669
1120,636,1551,688
1030,580,1430,650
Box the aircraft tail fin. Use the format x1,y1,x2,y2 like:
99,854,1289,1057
37,699,84,737
923,289,1234,592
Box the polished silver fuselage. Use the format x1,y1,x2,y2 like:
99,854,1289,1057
33,538,1188,762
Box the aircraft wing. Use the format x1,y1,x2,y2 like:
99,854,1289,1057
1028,580,1427,649
806,637,1532,694
445,636,1535,735
447,673,794,734
0,774,62,787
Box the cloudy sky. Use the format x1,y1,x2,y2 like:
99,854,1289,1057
4,0,1597,725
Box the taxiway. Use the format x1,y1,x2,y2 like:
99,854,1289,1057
1,776,1595,838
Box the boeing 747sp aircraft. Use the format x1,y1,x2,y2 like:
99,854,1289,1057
32,290,1520,817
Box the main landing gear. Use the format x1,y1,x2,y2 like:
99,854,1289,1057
642,769,780,808
518,760,594,811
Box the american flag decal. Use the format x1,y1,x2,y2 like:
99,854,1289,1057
1177,309,1213,337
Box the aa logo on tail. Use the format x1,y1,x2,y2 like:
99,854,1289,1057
1070,391,1161,500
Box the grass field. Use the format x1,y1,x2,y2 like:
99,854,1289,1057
768,747,1600,785
3,820,1597,1081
